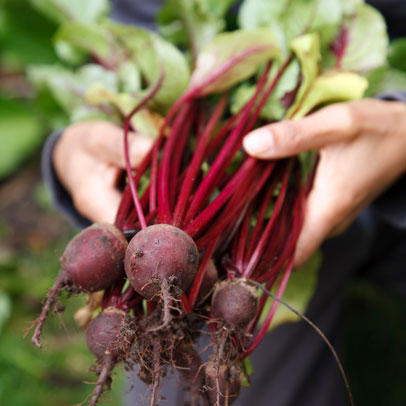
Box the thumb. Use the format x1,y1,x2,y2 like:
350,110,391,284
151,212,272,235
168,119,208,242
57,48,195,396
243,103,356,159
88,122,154,169
74,171,123,224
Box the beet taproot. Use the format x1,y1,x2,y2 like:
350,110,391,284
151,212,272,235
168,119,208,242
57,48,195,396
205,362,242,406
211,278,259,329
124,224,199,300
86,307,132,406
31,223,127,348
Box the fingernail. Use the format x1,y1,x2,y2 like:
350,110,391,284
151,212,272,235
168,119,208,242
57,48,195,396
243,128,274,157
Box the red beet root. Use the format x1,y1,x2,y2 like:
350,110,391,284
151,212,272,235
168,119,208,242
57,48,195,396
61,223,127,292
86,307,130,406
125,224,199,300
211,278,259,329
86,307,126,362
31,223,128,348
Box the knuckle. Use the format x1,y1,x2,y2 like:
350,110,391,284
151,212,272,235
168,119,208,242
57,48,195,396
272,121,300,152
331,104,358,137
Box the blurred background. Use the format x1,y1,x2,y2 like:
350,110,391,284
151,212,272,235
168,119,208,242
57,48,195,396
0,0,404,405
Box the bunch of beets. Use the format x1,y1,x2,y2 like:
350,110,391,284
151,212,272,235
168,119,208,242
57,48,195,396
30,56,312,406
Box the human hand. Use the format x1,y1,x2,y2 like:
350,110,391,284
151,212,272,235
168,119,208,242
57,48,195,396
53,121,153,223
243,99,406,267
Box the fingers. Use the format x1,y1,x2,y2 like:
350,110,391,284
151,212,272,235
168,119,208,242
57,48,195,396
73,170,123,224
86,122,154,169
243,103,357,159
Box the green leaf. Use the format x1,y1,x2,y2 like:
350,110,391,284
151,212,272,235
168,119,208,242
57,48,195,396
157,0,237,52
0,290,11,334
0,0,58,69
340,3,388,72
239,0,342,54
259,250,321,329
85,83,164,139
27,64,118,121
118,61,142,93
286,33,320,118
29,0,109,24
104,21,190,112
388,39,406,73
54,22,114,63
364,66,406,97
0,97,44,178
289,71,368,119
189,28,280,96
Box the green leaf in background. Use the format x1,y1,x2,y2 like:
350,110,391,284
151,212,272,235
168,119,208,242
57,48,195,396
289,71,368,119
29,0,110,25
340,3,388,72
27,64,118,122
54,22,115,65
286,33,320,118
364,66,406,97
118,61,142,94
0,0,58,70
0,291,11,334
259,251,321,329
239,0,342,54
85,84,164,138
104,21,190,112
388,39,406,73
0,97,44,178
189,28,280,96
157,0,238,54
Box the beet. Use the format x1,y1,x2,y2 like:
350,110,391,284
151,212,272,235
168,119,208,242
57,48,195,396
205,362,241,406
31,223,127,348
211,278,259,329
124,224,199,300
86,307,126,362
61,223,127,292
86,307,131,406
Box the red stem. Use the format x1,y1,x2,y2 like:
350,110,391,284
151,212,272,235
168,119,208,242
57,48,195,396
243,161,291,279
183,62,272,224
173,94,227,227
158,103,191,223
123,72,165,229
185,158,256,237
242,257,294,358
188,238,218,308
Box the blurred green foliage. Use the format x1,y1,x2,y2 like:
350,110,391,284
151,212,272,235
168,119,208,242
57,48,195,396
0,1,124,404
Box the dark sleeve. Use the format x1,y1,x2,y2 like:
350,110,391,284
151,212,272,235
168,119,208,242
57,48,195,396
41,131,91,228
371,91,406,229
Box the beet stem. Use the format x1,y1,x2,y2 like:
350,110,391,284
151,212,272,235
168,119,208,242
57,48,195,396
184,62,272,224
173,94,228,227
123,72,164,229
188,237,218,308
157,103,191,223
31,276,65,349
243,162,291,279
243,258,293,357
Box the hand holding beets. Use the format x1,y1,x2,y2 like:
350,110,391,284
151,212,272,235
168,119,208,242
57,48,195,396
244,99,406,267
54,121,154,223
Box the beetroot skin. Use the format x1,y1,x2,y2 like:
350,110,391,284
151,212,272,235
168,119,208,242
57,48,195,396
61,223,128,292
86,307,126,362
211,278,259,329
124,224,199,300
